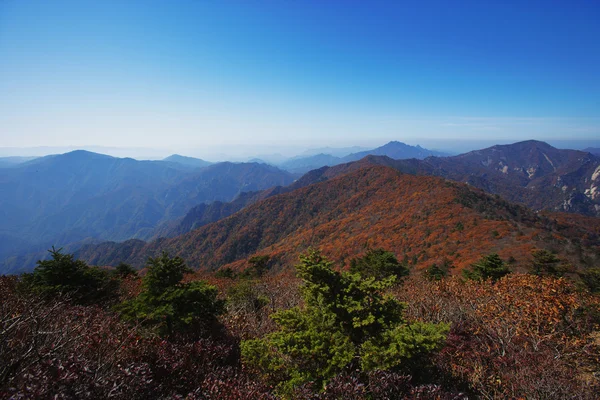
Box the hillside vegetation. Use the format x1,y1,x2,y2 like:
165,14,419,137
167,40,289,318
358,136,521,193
77,166,599,280
2,246,599,399
0,151,294,273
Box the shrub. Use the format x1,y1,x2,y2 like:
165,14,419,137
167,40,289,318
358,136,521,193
118,252,225,338
530,249,569,277
20,247,117,305
350,248,409,280
462,253,510,282
424,258,454,281
579,267,600,293
113,262,138,278
241,249,448,394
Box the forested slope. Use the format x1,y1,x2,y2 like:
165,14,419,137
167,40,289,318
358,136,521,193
77,165,599,275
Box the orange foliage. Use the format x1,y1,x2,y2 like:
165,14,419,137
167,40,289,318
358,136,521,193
397,274,600,399
79,166,600,278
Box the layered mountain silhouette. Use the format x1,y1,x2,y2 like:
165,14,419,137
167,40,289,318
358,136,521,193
0,156,38,168
76,165,599,275
3,140,599,274
0,151,294,272
279,141,447,173
301,140,600,217
150,140,600,244
162,154,212,169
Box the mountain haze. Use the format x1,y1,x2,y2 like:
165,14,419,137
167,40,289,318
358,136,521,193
342,141,447,162
0,156,38,168
0,151,294,272
147,140,600,244
162,154,212,169
278,141,446,173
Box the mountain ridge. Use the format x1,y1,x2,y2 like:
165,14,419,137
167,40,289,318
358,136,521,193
76,165,599,276
0,151,295,272
278,141,446,173
149,140,600,243
162,154,212,169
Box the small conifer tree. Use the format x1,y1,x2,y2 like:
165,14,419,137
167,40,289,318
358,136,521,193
118,252,224,337
530,249,567,277
241,249,448,393
350,248,409,280
22,247,115,304
462,253,510,282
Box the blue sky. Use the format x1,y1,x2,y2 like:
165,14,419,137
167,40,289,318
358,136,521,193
1,0,599,158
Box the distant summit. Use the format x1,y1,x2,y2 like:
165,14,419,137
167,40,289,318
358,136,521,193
279,141,445,174
342,141,448,162
163,154,212,169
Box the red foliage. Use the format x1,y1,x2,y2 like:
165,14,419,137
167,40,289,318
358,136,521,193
396,274,600,399
78,166,599,278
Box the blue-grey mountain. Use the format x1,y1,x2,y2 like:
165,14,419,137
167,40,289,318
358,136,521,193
279,141,447,173
0,150,294,273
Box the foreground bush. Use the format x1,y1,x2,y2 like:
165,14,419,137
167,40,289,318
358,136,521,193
20,247,117,305
241,249,449,394
118,252,225,338
396,274,600,399
1,276,271,399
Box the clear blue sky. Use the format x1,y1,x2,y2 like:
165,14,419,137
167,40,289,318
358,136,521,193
1,0,599,157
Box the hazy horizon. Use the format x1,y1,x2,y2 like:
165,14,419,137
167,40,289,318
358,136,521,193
1,1,599,153
1,137,600,163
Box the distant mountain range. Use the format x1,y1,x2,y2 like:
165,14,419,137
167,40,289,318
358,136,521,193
162,154,212,169
149,140,600,245
3,140,600,274
0,151,294,272
0,156,38,168
278,141,448,173
319,140,600,217
424,140,600,216
299,145,369,157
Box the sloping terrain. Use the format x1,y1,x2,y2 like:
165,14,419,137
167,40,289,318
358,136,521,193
149,141,600,242
77,165,599,276
583,147,600,156
0,156,38,168
424,140,600,216
287,140,600,216
0,151,294,272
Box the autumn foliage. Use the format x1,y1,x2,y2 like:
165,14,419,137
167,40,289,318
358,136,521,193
77,166,600,281
3,164,600,398
396,274,600,399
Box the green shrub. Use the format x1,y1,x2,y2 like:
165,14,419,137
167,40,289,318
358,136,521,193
580,267,600,293
462,253,510,282
113,262,137,278
424,258,454,281
118,252,225,337
241,249,448,394
21,247,116,305
530,249,569,277
350,248,409,280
